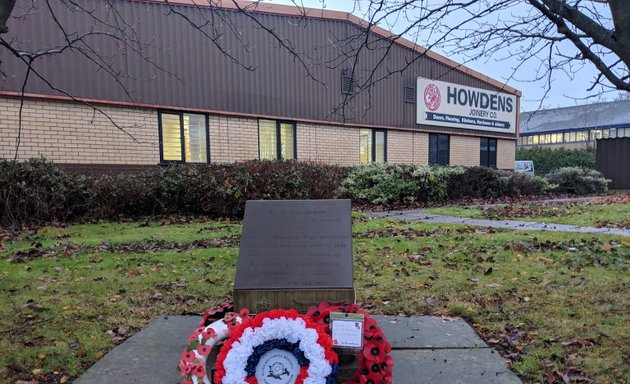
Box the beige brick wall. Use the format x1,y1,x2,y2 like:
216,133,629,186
388,130,429,166
497,139,516,170
0,97,158,164
0,96,517,169
450,135,480,167
296,123,359,165
209,115,259,162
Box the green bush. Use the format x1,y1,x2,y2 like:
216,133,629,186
1,158,607,227
0,158,92,225
516,147,595,176
446,167,552,199
544,167,609,195
336,163,419,205
337,164,549,205
0,159,348,226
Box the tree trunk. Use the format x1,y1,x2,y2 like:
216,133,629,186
608,0,630,74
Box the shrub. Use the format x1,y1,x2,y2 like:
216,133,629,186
544,167,609,195
0,158,92,225
445,166,553,199
336,164,548,206
336,163,419,205
516,147,595,176
0,159,348,226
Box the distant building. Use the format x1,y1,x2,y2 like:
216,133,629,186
518,100,630,149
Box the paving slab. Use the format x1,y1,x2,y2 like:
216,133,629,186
372,315,487,349
371,210,630,236
73,316,198,384
391,349,521,384
74,315,521,384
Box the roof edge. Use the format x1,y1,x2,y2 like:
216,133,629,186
139,0,522,96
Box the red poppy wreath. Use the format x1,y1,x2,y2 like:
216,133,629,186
307,302,393,384
179,302,392,384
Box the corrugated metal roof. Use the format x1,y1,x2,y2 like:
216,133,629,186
1,0,517,137
520,100,630,134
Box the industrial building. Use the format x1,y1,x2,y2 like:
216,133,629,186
1,0,521,172
518,100,630,149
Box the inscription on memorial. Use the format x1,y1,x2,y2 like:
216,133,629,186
234,200,353,290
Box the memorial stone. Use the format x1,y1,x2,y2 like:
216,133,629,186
234,199,355,313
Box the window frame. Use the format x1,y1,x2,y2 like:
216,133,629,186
480,137,497,168
257,119,297,160
359,128,387,164
429,133,450,166
158,110,210,165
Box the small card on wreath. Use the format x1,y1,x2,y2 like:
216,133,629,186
330,312,364,349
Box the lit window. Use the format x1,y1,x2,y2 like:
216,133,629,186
569,132,577,142
609,128,617,138
577,131,588,141
532,135,539,145
590,130,602,140
159,111,208,163
259,120,296,160
480,138,497,168
429,134,449,165
359,129,386,164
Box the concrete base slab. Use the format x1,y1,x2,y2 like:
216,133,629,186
391,349,521,384
74,316,198,384
74,315,522,384
372,315,486,348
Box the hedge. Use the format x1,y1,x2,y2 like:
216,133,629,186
515,147,595,176
0,158,609,227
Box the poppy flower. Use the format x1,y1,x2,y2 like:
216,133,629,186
380,355,394,373
178,360,187,376
307,301,332,323
193,364,206,378
202,327,216,339
197,344,211,356
363,340,386,362
181,350,196,363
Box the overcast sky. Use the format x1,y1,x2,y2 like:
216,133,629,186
261,0,622,112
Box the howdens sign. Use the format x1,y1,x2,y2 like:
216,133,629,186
416,78,517,134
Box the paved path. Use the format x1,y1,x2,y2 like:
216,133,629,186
370,209,630,236
74,315,521,384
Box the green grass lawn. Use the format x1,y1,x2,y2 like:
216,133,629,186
1,216,629,383
425,196,630,229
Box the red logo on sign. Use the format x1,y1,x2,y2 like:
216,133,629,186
424,84,441,111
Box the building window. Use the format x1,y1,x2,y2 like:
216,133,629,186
576,131,588,141
159,111,208,163
429,133,449,165
258,119,296,160
590,130,603,141
359,129,386,164
480,138,497,168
